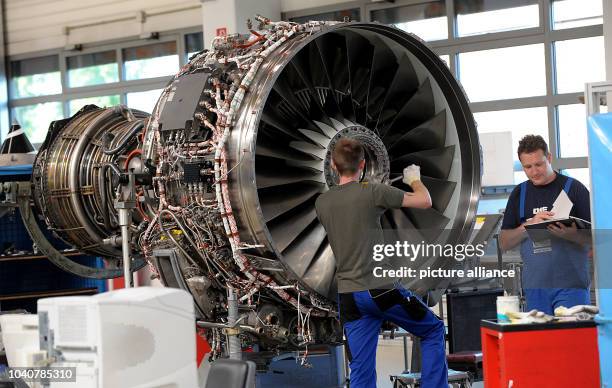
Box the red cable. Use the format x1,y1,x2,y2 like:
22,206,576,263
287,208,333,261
124,149,142,170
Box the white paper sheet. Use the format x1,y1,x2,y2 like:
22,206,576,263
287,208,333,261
551,189,573,219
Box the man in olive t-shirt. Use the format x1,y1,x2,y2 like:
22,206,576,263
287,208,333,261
315,138,448,388
315,180,405,292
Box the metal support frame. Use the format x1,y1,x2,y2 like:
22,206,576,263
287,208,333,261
226,287,242,360
118,207,132,286
585,81,612,116
114,170,137,288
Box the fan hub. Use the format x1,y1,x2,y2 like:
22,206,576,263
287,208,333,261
323,124,390,187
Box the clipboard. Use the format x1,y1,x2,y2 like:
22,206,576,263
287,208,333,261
524,216,591,242
524,216,591,230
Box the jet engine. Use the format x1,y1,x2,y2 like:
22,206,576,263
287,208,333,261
26,17,480,357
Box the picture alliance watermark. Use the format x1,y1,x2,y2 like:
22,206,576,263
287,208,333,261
373,266,516,280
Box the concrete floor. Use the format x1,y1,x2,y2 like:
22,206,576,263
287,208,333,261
375,335,483,388
374,296,484,388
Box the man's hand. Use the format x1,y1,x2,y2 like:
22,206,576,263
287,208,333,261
523,211,555,226
403,164,421,186
500,211,553,251
548,221,590,246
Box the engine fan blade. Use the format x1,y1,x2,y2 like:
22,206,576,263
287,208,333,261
289,141,327,160
256,159,325,188
301,243,337,299
315,32,354,120
288,52,337,127
391,145,455,180
256,131,317,161
282,222,327,277
364,35,399,128
268,203,318,252
313,120,340,139
387,208,426,243
297,128,332,148
374,54,420,131
393,175,457,213
260,183,323,222
381,78,435,140
404,207,451,238
345,30,375,125
388,110,447,155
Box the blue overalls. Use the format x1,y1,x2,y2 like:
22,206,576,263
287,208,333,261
339,285,447,388
518,177,591,314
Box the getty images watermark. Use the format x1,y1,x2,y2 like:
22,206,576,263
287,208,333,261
371,241,517,280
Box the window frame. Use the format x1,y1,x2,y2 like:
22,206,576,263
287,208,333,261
369,0,449,42
6,26,203,145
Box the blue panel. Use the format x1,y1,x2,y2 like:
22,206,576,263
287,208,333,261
0,209,107,312
0,164,33,176
587,113,612,386
256,346,345,388
0,167,106,313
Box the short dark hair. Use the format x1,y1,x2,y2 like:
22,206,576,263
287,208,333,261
332,138,364,176
517,135,549,159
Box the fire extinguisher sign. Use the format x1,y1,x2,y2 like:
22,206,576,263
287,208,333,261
216,27,227,37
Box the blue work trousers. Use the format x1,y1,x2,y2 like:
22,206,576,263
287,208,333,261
339,286,447,388
524,288,591,315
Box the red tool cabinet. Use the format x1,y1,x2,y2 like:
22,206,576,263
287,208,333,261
481,320,600,388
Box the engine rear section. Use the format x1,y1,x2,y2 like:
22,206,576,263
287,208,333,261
31,17,480,358
32,107,150,259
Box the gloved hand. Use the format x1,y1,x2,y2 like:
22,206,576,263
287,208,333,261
402,164,421,185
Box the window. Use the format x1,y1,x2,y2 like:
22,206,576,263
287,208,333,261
455,0,539,37
477,198,511,214
126,89,163,113
554,36,605,94
458,44,545,102
562,168,590,190
123,41,179,81
473,107,548,184
552,0,603,30
557,104,584,159
556,104,600,158
289,8,360,23
12,102,63,144
185,32,204,60
5,30,202,145
69,95,121,116
10,56,61,99
439,54,450,68
371,1,447,42
67,51,118,88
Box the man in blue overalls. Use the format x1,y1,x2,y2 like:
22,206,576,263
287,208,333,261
500,135,591,314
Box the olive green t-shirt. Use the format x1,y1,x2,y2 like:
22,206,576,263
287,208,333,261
314,181,405,293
